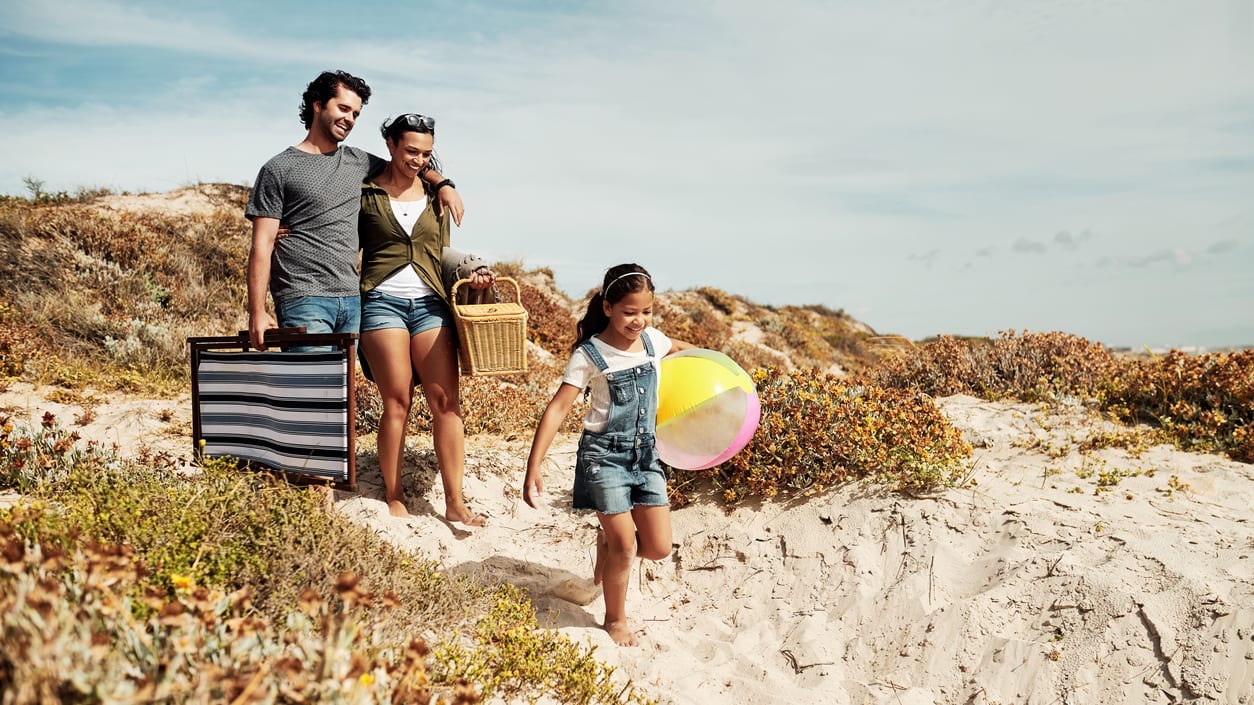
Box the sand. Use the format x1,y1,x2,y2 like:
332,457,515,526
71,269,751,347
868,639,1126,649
2,385,1251,704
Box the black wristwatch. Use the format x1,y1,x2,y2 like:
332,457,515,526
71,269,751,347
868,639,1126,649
434,179,456,191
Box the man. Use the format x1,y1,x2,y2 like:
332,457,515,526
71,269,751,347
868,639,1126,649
245,70,464,350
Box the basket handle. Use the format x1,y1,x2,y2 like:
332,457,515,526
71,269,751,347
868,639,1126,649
451,276,522,305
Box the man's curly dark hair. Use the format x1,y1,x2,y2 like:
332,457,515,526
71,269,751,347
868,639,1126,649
299,70,372,129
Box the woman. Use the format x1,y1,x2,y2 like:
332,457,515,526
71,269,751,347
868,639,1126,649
358,113,492,524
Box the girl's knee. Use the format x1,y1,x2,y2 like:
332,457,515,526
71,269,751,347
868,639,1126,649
605,533,637,560
638,544,671,562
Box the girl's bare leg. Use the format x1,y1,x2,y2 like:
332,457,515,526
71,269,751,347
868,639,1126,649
411,325,485,526
631,504,673,561
596,503,670,585
594,527,608,585
361,329,416,517
597,511,640,646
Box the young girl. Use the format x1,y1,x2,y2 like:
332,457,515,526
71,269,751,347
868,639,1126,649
522,263,692,647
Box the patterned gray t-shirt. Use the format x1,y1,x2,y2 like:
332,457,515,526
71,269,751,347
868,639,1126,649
245,146,384,301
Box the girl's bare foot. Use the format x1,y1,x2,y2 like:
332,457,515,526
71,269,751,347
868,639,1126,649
593,528,607,586
386,498,409,518
604,619,637,647
446,505,487,527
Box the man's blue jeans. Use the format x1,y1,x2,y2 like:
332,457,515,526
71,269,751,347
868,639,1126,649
276,295,360,351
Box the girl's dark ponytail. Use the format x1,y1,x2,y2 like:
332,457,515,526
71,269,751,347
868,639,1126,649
572,293,609,351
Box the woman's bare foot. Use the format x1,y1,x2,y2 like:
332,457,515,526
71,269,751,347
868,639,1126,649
387,498,410,518
446,505,487,527
593,528,607,586
604,619,637,647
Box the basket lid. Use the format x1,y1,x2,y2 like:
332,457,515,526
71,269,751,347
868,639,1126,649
456,302,527,321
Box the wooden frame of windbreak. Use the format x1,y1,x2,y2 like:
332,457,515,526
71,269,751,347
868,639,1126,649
187,327,357,491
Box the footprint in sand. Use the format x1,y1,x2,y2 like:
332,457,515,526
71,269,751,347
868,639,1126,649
548,577,601,606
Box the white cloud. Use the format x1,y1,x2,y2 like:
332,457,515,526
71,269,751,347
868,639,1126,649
4,0,257,57
1013,239,1048,254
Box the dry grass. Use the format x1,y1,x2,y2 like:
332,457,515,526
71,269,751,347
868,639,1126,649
0,191,250,394
0,418,653,704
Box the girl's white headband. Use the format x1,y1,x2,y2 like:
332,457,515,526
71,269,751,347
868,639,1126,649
601,271,651,297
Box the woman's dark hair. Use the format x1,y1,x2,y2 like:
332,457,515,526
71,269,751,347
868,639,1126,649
299,70,371,128
380,114,443,186
573,263,654,351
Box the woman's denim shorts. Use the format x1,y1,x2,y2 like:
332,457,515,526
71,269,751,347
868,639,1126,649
572,433,669,515
361,291,454,336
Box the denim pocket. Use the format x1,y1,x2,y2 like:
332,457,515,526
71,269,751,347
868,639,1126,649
607,376,636,405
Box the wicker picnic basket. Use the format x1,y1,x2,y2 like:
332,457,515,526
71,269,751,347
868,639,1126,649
451,276,528,376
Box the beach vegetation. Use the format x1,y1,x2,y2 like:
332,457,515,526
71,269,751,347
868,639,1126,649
671,367,974,505
866,330,1254,463
0,190,250,395
0,415,653,705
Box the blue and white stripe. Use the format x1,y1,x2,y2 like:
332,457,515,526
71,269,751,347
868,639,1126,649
196,351,350,480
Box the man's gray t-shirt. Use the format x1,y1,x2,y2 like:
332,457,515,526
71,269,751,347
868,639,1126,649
245,146,384,302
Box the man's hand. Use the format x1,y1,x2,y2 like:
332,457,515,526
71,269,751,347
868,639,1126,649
249,312,278,350
437,186,464,226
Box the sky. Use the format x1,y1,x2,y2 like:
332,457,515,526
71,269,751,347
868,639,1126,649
2,0,1251,350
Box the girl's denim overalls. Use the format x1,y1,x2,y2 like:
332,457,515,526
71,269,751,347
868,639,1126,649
572,332,669,514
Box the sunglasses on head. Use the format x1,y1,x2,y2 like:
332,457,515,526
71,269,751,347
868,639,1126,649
391,113,436,132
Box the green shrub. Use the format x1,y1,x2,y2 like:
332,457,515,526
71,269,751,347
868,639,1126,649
866,330,1119,401
0,413,113,492
434,583,654,704
865,331,1254,463
1100,349,1254,462
677,367,972,505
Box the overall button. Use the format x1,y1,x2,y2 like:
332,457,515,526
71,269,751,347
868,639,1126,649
638,387,645,393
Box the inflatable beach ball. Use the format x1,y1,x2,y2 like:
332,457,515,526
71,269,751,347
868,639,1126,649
656,349,761,471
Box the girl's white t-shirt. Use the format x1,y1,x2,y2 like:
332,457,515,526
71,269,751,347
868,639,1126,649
561,327,673,432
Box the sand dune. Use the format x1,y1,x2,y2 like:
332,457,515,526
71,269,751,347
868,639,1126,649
334,394,1254,704
3,383,1251,704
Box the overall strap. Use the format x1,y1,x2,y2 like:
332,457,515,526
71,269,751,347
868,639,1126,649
640,331,655,358
579,338,610,372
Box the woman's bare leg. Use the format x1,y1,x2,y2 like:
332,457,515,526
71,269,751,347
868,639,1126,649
411,325,485,526
361,328,416,517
